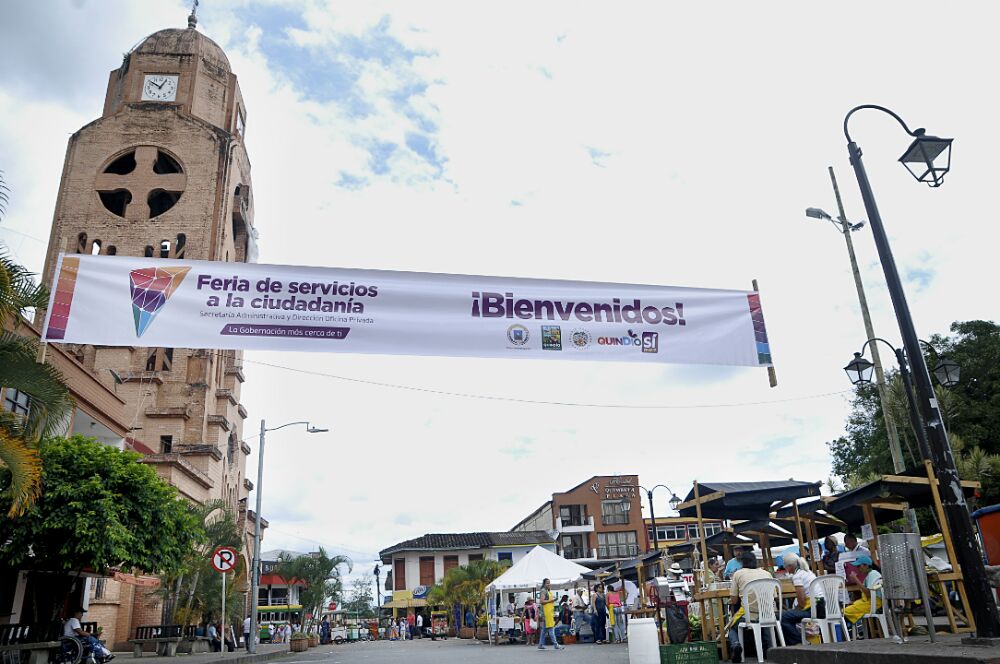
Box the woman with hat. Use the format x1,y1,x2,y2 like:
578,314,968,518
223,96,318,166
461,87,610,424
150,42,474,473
844,555,882,625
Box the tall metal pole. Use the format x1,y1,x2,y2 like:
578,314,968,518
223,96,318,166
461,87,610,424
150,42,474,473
249,419,266,654
647,489,660,554
221,569,226,657
829,166,920,536
828,166,908,473
846,136,1000,638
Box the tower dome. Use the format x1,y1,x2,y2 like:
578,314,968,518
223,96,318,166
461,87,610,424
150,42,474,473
132,27,230,71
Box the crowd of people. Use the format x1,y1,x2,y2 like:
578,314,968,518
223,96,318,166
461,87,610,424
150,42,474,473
721,534,880,663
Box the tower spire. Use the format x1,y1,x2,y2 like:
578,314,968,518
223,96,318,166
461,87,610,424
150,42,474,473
187,0,199,29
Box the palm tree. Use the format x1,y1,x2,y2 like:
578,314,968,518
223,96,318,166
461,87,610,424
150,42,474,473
426,559,508,639
0,244,74,516
274,547,352,628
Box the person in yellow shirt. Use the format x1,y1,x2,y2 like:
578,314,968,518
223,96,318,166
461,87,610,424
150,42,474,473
844,555,882,624
537,578,565,650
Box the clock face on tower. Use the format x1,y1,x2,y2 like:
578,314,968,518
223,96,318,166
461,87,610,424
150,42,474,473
141,74,179,102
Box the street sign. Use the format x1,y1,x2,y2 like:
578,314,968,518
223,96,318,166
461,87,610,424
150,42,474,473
212,546,238,573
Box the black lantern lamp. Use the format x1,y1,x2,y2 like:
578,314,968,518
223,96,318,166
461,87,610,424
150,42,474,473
932,355,961,388
668,492,682,511
844,352,875,385
898,130,953,188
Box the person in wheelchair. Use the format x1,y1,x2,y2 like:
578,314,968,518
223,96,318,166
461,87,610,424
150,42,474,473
64,607,114,663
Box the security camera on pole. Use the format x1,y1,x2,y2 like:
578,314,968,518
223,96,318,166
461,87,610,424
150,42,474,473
212,546,238,655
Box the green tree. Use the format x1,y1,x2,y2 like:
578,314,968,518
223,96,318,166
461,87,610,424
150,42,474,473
274,547,352,627
342,576,375,618
425,559,508,638
0,436,200,619
828,320,1000,499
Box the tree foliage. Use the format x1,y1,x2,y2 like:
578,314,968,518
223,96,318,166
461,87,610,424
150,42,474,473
342,576,376,618
828,320,1000,502
274,547,351,627
425,559,508,619
0,436,199,575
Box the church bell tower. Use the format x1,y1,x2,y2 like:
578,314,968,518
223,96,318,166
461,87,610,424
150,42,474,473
40,19,256,519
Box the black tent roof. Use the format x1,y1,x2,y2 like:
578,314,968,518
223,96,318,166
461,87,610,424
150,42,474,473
821,472,979,530
677,480,822,520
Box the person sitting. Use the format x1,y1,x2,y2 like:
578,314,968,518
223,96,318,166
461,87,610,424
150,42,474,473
844,555,882,625
844,533,869,553
779,552,820,646
705,557,722,585
727,550,772,663
724,547,750,580
207,623,221,652
822,536,841,574
64,607,114,663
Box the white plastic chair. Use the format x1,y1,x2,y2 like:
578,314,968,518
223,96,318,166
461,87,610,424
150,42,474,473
808,575,850,643
738,578,785,663
859,583,891,639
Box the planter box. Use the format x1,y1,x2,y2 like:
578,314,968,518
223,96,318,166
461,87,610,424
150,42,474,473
458,627,475,639
290,640,308,652
307,635,319,647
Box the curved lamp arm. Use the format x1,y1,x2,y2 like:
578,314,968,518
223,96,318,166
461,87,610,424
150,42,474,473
266,420,327,433
859,336,900,357
844,104,925,143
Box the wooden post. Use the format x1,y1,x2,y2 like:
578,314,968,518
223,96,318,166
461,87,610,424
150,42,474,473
862,503,879,561
924,460,960,574
752,279,777,388
793,501,807,560
760,533,772,569
693,481,713,643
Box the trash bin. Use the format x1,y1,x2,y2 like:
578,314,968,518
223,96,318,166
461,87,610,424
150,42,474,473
877,532,935,642
972,504,1000,564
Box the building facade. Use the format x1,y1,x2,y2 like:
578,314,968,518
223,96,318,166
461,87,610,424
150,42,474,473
256,550,306,626
378,532,556,615
511,475,644,563
644,516,724,551
31,18,258,645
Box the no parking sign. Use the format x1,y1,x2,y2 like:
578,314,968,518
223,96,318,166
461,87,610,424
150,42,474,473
212,546,238,573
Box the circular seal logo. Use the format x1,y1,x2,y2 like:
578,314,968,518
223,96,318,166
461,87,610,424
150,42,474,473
507,324,530,346
570,329,592,349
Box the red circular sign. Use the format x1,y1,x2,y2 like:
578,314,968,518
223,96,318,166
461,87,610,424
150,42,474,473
328,602,337,611
211,546,238,573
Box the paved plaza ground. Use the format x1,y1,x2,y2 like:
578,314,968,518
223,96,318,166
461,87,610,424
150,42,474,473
269,639,629,664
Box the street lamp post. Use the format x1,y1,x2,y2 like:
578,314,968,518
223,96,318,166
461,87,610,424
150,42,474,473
249,420,328,653
843,104,999,639
637,485,682,555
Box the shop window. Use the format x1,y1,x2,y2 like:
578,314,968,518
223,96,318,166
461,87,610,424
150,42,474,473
2,388,30,417
598,531,638,559
559,504,586,527
601,500,629,526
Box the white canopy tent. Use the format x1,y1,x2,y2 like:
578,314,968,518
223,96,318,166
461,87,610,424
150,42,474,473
486,545,591,592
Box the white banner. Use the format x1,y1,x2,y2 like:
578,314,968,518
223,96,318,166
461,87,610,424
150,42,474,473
42,254,773,367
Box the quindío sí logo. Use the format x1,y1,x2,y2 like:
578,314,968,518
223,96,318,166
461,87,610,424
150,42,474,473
129,266,191,337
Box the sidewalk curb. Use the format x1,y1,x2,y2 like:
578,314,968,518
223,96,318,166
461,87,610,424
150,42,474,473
182,649,293,664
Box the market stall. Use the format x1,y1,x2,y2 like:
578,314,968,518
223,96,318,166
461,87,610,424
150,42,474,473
484,546,590,645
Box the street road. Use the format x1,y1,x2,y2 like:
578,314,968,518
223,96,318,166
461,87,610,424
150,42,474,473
278,639,629,663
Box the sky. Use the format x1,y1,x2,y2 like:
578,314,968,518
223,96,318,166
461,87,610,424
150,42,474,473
1,1,998,594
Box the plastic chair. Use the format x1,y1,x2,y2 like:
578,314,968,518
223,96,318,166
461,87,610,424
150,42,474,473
808,575,850,643
859,583,891,640
737,578,785,663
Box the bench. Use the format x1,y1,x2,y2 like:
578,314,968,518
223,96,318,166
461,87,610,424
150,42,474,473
175,627,211,654
0,622,64,664
128,626,182,657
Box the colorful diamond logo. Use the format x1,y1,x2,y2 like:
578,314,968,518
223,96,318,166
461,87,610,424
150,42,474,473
129,266,191,337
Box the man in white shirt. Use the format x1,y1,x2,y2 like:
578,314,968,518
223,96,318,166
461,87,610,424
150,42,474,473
727,551,772,663
844,534,869,553
572,588,589,636
242,616,252,652
779,552,819,645
415,612,424,639
64,607,113,662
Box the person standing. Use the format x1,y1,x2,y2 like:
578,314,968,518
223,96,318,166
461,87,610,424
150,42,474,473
415,612,424,639
607,585,626,643
320,616,330,644
537,578,564,650
242,615,252,652
572,588,589,636
523,599,538,646
407,612,415,640
592,584,608,644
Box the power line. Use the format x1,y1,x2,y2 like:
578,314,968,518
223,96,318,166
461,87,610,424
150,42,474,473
237,354,852,410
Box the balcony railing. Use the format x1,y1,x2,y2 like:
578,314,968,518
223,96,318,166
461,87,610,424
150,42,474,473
557,515,595,532
598,544,639,559
563,548,588,560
